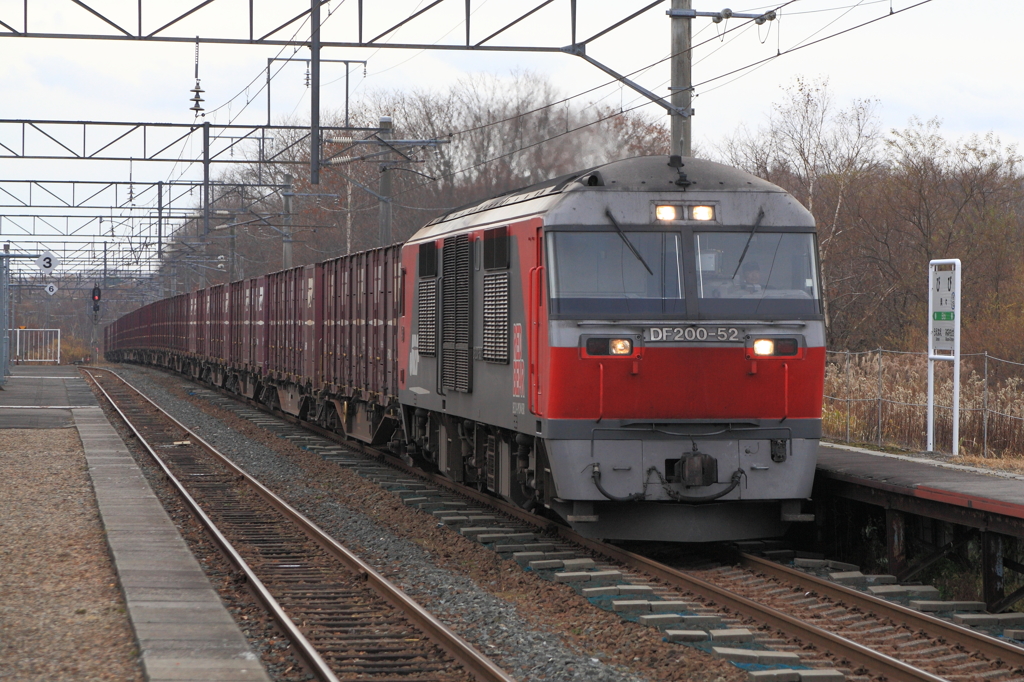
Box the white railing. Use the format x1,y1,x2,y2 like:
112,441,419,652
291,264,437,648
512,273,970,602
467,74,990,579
8,328,61,364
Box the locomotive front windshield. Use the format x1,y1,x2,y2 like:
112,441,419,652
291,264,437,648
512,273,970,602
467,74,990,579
546,229,821,319
546,231,685,317
694,232,820,318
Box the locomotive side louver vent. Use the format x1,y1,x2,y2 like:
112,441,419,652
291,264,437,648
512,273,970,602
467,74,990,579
417,279,437,357
442,233,472,392
482,273,510,363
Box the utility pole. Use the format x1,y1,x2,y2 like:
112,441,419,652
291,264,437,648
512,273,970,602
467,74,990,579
282,174,293,269
378,116,393,247
228,223,236,281
310,0,321,185
345,182,352,255
667,5,777,157
157,180,164,258
670,0,692,157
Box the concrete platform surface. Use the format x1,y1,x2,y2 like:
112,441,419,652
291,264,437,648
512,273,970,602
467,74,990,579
73,405,271,682
817,442,1024,524
0,365,96,428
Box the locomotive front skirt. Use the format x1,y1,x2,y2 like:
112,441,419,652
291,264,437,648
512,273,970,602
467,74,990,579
107,155,825,543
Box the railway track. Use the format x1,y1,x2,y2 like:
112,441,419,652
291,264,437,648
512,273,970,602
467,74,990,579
84,368,514,682
102,364,1024,682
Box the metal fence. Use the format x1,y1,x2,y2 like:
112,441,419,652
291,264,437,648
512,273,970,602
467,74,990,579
8,328,61,364
0,255,8,385
824,349,1024,458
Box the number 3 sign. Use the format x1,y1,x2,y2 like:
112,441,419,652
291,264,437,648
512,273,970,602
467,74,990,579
35,251,59,274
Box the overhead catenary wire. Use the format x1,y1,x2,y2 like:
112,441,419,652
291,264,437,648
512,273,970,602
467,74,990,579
130,0,799,260
357,0,937,216
145,0,932,276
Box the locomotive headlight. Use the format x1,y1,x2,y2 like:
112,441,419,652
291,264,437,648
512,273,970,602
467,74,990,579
609,338,633,355
752,339,775,356
691,205,715,221
655,205,678,221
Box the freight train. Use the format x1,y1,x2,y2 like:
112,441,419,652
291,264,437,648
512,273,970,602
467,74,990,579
107,155,825,542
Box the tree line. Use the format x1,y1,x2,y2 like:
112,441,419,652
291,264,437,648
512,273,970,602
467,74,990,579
152,72,1024,359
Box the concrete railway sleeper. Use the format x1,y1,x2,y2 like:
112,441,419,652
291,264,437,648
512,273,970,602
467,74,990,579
124,363,1024,682
84,367,514,682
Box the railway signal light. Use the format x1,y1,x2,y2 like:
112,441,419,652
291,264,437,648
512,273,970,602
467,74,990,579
92,286,101,302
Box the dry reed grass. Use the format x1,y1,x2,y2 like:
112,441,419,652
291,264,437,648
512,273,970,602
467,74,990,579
824,350,1024,460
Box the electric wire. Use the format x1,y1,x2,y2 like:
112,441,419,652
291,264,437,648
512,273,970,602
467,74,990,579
120,0,930,276
356,0,937,216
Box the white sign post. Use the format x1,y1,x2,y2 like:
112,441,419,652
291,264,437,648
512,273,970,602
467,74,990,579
43,283,57,296
35,251,59,275
927,259,961,455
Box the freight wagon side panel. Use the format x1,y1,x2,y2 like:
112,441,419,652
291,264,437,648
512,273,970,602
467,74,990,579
269,270,286,376
320,246,402,404
187,292,198,355
383,245,402,401
321,257,341,391
302,263,322,388
254,276,267,373
229,281,244,366
208,284,225,361
175,294,188,353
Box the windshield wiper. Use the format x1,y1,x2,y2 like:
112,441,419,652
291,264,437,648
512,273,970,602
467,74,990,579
730,207,766,280
605,208,653,276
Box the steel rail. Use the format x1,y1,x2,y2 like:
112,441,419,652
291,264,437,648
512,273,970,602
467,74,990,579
134,367,1003,681
85,367,515,682
222,397,947,682
738,552,1024,665
83,369,341,682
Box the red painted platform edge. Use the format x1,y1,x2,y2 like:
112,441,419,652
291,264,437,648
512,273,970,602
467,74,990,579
816,469,1024,521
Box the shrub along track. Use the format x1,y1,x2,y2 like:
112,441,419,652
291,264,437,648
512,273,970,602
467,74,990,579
85,368,513,682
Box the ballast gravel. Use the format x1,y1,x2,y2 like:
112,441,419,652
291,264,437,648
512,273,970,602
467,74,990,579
0,427,144,682
108,365,742,682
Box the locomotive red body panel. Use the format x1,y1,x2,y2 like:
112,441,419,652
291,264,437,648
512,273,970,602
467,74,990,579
544,346,825,421
106,156,826,543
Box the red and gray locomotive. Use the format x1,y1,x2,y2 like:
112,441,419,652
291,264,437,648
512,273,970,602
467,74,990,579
107,155,825,542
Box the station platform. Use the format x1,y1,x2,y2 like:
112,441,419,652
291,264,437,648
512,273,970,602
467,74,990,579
1,367,270,681
815,443,1024,537
815,442,1024,609
0,364,97,427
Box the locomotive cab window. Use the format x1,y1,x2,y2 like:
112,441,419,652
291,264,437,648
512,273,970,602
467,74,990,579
546,231,684,318
694,232,820,318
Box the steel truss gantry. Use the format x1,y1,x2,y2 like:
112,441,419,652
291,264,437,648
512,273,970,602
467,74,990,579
3,1,688,184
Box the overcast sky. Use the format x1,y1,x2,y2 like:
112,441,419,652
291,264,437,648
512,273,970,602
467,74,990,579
0,0,1019,238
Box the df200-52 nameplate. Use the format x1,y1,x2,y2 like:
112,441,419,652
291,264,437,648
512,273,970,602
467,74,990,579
648,326,742,342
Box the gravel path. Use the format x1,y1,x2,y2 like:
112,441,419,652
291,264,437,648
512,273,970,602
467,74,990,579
110,365,741,682
0,428,144,682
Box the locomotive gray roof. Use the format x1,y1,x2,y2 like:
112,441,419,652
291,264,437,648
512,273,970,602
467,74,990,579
407,155,812,243
424,156,783,228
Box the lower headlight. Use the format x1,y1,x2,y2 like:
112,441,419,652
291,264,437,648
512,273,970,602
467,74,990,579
610,338,633,355
752,339,775,356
